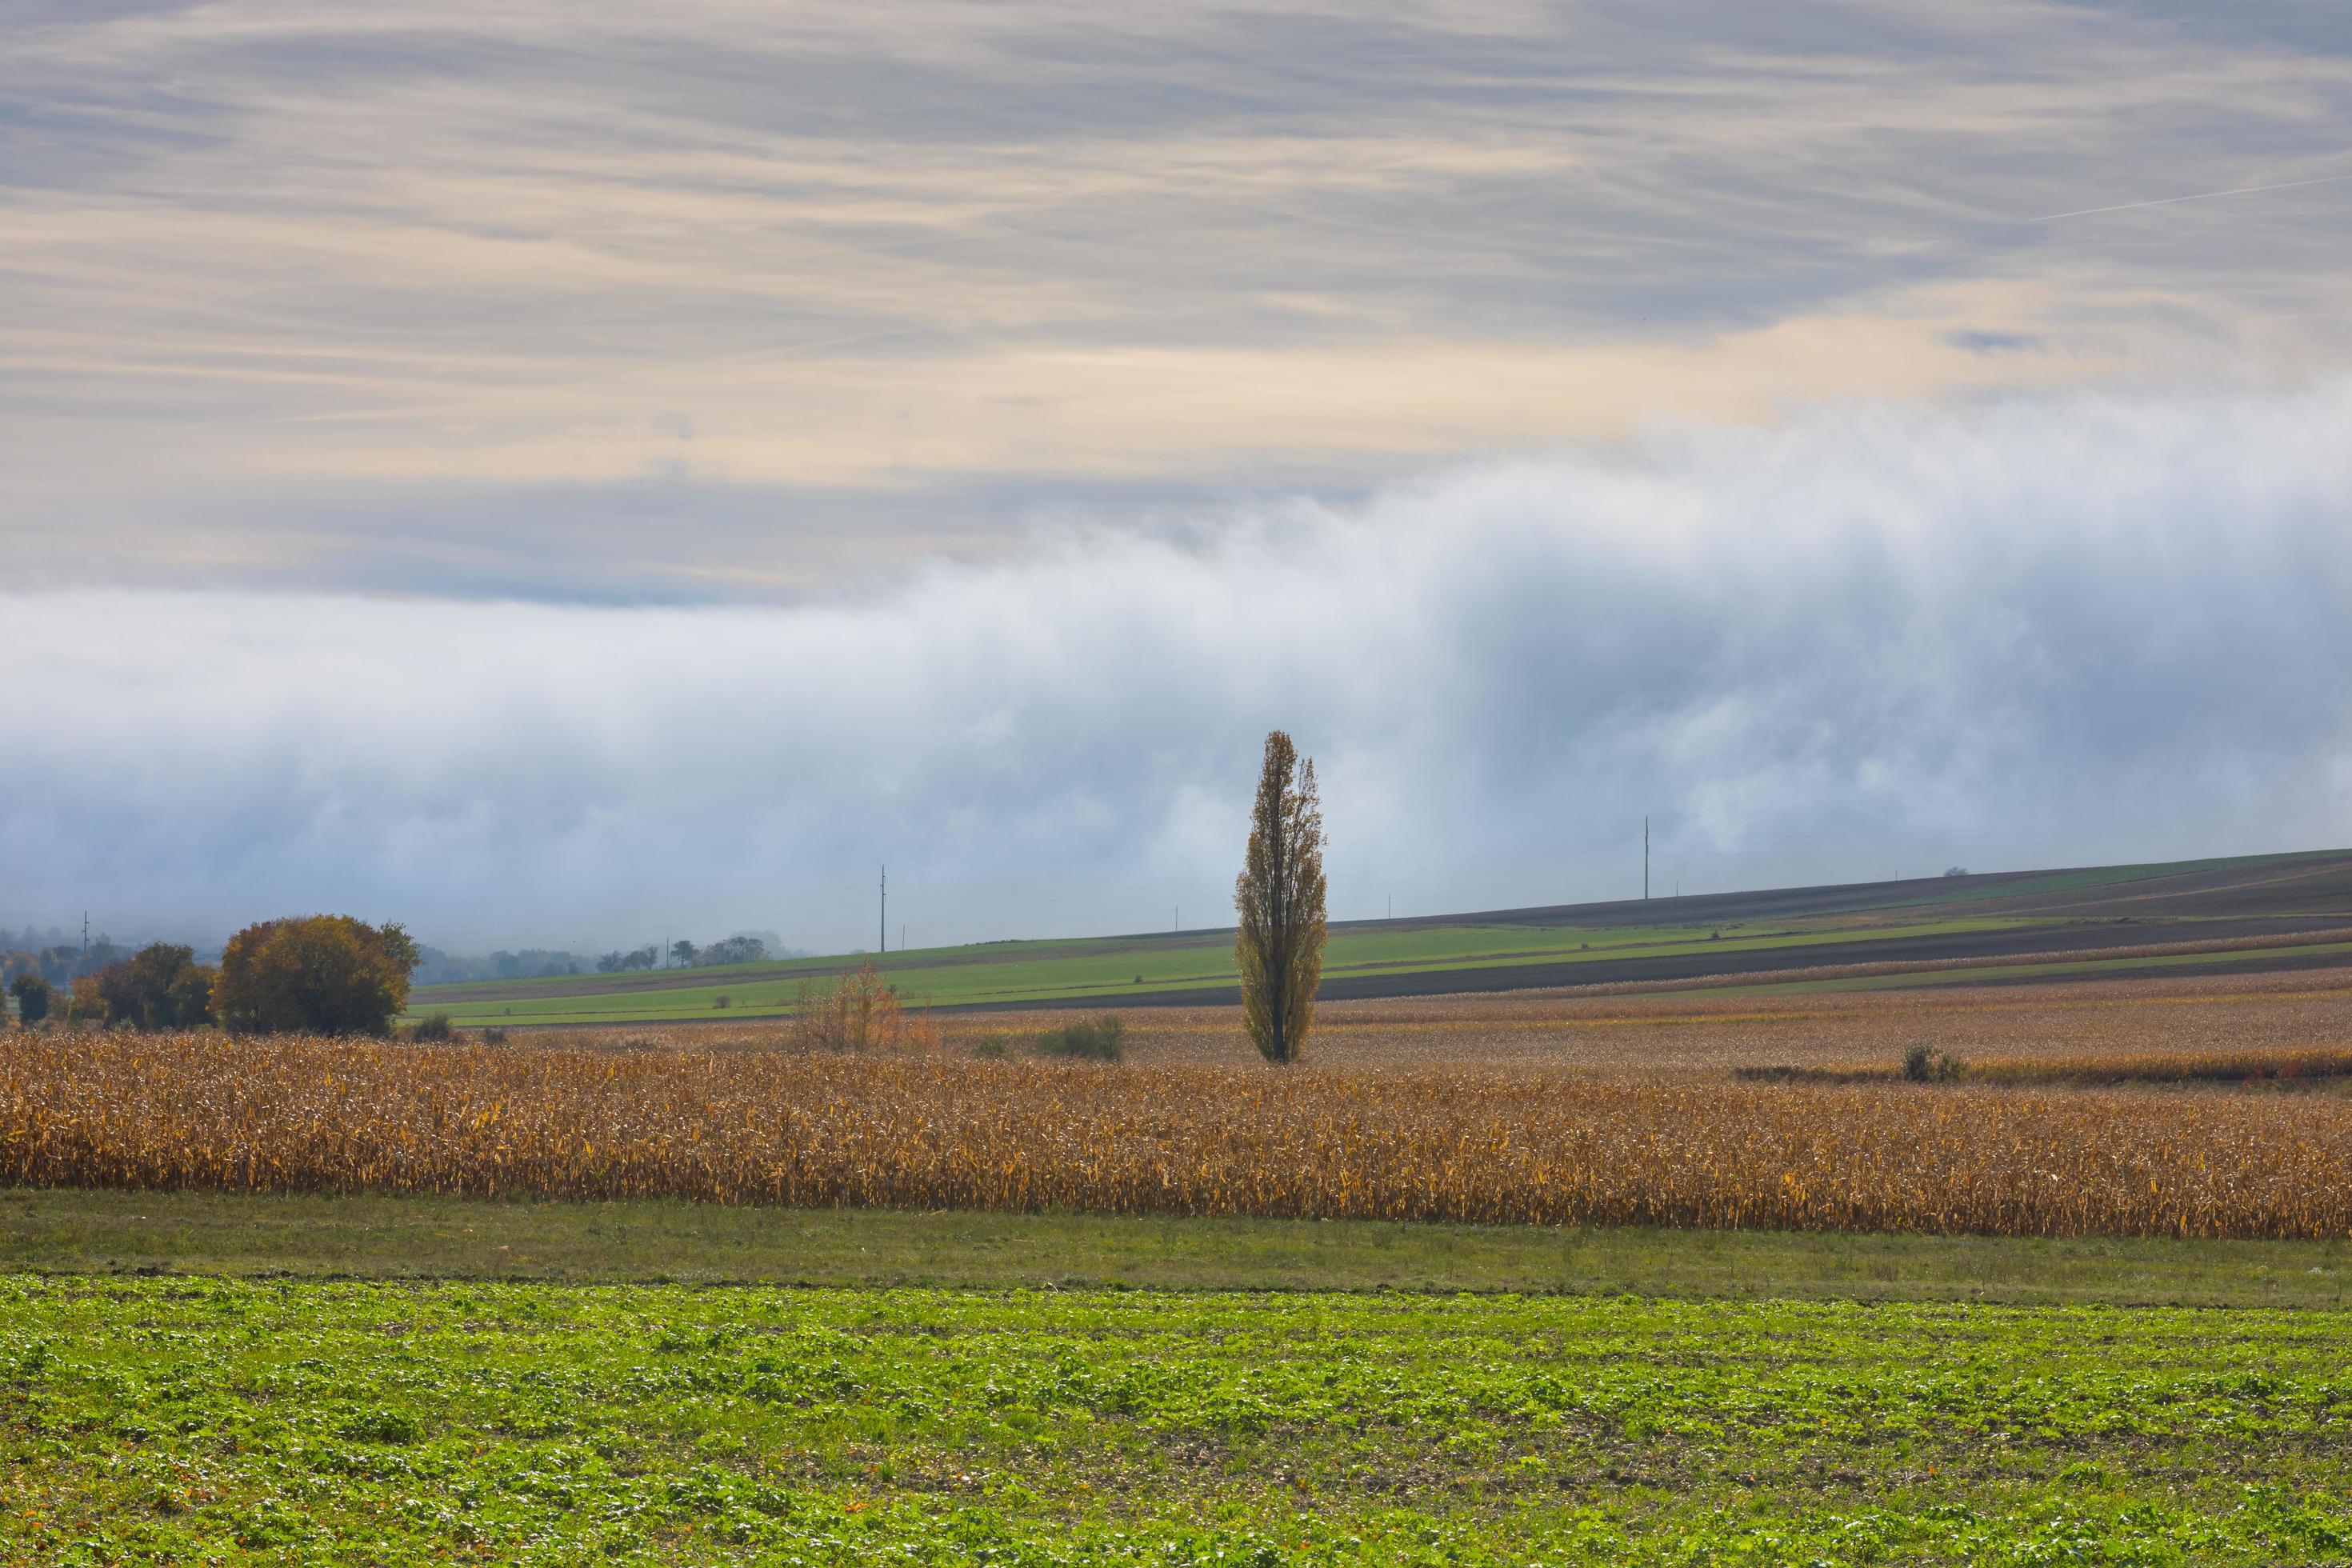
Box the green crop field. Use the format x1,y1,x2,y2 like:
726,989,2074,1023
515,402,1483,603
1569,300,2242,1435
7,1259,2351,1565
401,847,2352,1026
405,916,2038,1026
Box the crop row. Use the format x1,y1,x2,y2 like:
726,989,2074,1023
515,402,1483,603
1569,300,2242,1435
6,1033,2352,1237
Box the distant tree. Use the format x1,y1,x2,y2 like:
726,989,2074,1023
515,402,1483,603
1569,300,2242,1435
90,942,215,1030
9,972,50,1025
702,934,768,967
1942,866,1969,878
670,939,699,969
1234,730,1327,1065
66,971,106,1023
212,915,418,1036
596,950,624,974
622,946,659,971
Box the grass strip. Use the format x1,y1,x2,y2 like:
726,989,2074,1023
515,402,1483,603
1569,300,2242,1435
6,1186,2352,1307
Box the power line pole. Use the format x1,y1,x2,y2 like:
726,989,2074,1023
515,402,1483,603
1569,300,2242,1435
82,911,89,959
879,866,887,954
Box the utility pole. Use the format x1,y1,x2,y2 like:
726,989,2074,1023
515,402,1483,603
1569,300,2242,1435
879,866,887,954
82,911,89,959
1643,819,1650,901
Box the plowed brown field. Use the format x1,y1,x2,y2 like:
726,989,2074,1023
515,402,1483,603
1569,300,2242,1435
495,962,2352,1075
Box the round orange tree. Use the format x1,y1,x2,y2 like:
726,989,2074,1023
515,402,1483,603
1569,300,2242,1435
211,915,419,1035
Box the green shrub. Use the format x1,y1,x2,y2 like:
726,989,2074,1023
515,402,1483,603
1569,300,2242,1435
969,1034,1011,1059
408,1012,454,1042
1902,1043,1964,1082
8,973,50,1026
1033,1015,1126,1062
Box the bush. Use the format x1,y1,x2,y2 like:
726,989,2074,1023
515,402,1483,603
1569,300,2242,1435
408,1012,454,1042
480,1026,509,1046
1032,1015,1126,1062
969,1034,1010,1060
65,944,216,1031
213,915,418,1036
712,994,732,1010
789,961,938,1053
8,973,50,1026
1902,1043,1965,1082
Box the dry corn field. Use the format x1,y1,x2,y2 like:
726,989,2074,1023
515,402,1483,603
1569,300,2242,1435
9,966,2352,1238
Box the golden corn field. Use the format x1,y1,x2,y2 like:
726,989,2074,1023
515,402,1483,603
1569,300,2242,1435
6,1023,2352,1238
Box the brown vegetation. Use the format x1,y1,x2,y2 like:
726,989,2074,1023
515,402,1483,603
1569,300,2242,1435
786,961,938,1053
6,1022,2352,1238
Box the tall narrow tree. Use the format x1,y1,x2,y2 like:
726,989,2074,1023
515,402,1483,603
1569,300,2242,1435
1234,730,1327,1064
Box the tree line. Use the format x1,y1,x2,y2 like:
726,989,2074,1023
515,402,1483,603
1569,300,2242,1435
6,732,1327,1052
596,934,775,972
6,915,418,1036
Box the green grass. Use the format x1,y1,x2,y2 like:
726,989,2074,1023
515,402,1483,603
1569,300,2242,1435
8,1269,2352,1564
406,917,2034,1026
8,1187,2352,1308
11,1191,2352,1562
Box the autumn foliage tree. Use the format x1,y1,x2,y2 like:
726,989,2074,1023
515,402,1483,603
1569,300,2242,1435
211,915,419,1036
1234,730,1326,1064
86,942,216,1030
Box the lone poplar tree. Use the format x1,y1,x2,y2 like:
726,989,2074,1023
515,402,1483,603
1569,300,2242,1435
1234,730,1326,1064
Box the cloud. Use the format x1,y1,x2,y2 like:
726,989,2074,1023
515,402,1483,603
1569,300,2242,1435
9,2,2352,598
5,382,2350,952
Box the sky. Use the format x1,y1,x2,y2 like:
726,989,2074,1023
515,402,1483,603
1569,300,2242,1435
4,1,2351,954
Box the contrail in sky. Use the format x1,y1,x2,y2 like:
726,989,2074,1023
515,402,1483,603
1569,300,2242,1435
2034,170,2352,222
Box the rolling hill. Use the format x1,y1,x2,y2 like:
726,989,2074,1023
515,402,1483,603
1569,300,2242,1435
405,846,2352,1026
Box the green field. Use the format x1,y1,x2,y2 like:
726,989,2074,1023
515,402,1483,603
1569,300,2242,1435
402,847,2352,1026
13,1188,2352,1306
7,1242,2351,1563
406,916,2038,1026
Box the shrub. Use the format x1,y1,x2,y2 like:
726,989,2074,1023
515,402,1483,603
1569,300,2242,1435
969,1034,1011,1059
1033,1015,1126,1062
213,916,418,1036
1902,1044,1965,1083
408,1012,454,1042
789,961,938,1053
8,973,50,1026
480,1026,510,1046
713,994,732,1010
66,944,217,1031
